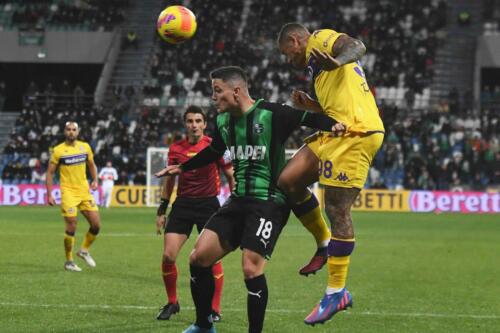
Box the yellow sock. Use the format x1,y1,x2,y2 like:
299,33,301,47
81,231,97,251
327,256,350,290
295,195,331,247
64,234,75,261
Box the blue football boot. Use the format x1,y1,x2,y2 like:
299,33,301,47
304,288,353,326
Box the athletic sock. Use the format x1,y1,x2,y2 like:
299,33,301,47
81,227,98,251
162,262,178,304
64,232,75,261
292,193,331,248
190,265,214,329
245,274,268,333
327,237,355,294
211,261,224,313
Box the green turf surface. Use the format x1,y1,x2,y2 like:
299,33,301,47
0,206,499,332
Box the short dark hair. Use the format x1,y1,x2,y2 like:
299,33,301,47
277,22,309,45
210,66,248,84
183,105,206,122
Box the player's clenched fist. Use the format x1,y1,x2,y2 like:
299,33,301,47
330,122,347,137
291,89,322,113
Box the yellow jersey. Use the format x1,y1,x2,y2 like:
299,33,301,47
306,29,385,133
49,140,93,191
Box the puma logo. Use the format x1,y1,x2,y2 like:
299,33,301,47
260,238,270,248
248,290,263,298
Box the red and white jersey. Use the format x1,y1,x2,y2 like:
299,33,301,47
168,136,231,198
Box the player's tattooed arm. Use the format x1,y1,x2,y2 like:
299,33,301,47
310,35,366,71
332,34,366,66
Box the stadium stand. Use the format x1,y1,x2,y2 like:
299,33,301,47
0,0,128,31
0,0,498,191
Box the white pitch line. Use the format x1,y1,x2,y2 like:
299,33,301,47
0,302,499,320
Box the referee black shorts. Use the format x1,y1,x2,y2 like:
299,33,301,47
165,196,220,236
204,196,291,259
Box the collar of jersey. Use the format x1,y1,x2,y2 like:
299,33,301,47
243,98,263,116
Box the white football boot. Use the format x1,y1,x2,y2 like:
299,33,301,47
77,250,96,267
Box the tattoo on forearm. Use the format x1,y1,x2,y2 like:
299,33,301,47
333,37,366,66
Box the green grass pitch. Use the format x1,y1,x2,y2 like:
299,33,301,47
0,206,499,332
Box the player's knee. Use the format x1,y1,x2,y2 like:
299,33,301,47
89,225,100,235
242,263,260,280
162,254,175,264
65,221,77,233
189,249,211,268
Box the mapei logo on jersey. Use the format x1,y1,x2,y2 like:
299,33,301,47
334,172,349,182
79,145,85,151
229,145,266,160
254,123,264,134
61,154,88,165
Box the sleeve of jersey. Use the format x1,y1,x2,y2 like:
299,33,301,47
167,146,177,166
301,112,338,131
180,128,226,172
314,29,344,55
217,150,232,169
86,144,94,162
49,148,59,165
258,102,303,143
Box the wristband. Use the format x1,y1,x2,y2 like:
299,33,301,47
157,198,169,216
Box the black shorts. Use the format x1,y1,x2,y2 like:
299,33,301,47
165,196,220,236
204,196,291,259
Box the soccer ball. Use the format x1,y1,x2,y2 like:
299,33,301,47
156,5,197,44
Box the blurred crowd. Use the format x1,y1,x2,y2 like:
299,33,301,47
483,0,500,34
0,0,128,31
1,0,499,191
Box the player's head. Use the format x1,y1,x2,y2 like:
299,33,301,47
210,66,249,113
64,121,79,143
183,105,207,141
277,22,310,69
106,161,112,167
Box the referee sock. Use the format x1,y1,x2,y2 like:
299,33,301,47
211,261,224,314
190,265,214,329
245,274,268,333
162,262,178,304
64,231,75,261
292,193,331,248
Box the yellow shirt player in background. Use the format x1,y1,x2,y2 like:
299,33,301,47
278,23,384,326
46,121,101,272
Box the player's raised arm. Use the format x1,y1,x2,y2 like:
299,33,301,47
46,162,57,206
332,34,366,66
157,127,227,178
301,112,346,136
263,101,345,143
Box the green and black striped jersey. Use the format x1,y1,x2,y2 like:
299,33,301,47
180,98,337,205
212,99,337,205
